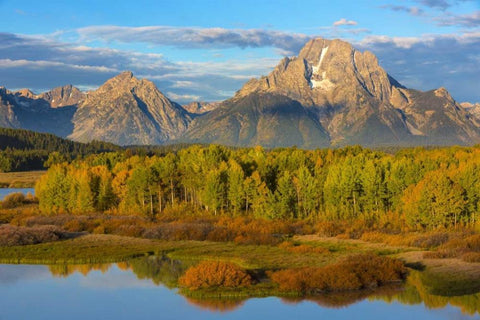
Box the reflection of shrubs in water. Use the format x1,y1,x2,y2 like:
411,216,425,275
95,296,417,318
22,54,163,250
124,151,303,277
179,261,254,290
270,254,407,294
282,285,403,308
0,224,67,246
185,297,245,313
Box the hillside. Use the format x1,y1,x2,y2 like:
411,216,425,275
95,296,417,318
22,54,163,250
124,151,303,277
0,127,120,172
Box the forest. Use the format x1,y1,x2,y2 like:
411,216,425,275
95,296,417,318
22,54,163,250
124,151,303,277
34,144,480,231
0,127,120,171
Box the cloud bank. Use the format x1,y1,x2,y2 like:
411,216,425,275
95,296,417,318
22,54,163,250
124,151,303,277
0,24,479,103
77,26,312,54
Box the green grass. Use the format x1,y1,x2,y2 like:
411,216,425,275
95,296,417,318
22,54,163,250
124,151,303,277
0,234,338,269
0,171,45,188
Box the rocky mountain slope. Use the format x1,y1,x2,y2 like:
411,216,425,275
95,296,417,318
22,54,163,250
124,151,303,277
182,101,220,114
0,86,78,137
69,72,190,145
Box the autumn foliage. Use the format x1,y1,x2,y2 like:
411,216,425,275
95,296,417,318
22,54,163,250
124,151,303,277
179,261,253,290
270,254,407,294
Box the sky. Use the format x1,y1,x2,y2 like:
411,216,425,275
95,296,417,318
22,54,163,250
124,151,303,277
0,0,479,103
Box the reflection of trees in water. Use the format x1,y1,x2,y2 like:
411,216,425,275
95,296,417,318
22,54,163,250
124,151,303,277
374,270,480,316
46,259,479,316
184,297,245,312
48,263,112,277
121,256,193,288
48,256,193,287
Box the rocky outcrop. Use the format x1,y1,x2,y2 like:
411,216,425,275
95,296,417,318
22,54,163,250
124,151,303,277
461,102,480,120
182,101,220,114
69,72,191,145
38,85,85,108
0,86,76,137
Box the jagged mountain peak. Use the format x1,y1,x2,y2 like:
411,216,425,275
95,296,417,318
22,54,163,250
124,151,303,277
68,72,191,145
38,84,84,108
15,89,36,98
235,37,397,106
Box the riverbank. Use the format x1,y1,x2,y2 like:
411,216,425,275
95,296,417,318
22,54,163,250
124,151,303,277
1,232,479,298
0,171,45,188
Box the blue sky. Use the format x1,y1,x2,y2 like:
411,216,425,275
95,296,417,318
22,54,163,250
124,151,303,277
0,0,479,103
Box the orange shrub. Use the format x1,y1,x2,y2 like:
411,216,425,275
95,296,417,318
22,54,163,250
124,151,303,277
179,261,253,290
0,193,26,209
315,221,346,237
462,252,480,263
63,219,87,232
270,254,407,294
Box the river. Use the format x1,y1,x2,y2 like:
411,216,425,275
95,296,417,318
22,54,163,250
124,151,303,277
0,257,478,320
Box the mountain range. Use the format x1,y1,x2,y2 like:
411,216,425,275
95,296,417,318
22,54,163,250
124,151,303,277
1,37,479,148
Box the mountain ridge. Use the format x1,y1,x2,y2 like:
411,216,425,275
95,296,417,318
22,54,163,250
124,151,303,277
1,37,479,147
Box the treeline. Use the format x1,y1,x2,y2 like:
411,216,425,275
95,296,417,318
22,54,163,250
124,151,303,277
0,127,120,171
35,145,480,230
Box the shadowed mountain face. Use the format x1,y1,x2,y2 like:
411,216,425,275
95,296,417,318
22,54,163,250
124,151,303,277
0,86,78,137
68,71,191,145
181,93,330,148
1,37,479,147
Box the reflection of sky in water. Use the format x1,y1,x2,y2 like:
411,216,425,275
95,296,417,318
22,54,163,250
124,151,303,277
0,264,477,320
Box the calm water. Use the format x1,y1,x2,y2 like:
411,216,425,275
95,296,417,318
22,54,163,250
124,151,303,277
0,258,478,320
0,188,34,200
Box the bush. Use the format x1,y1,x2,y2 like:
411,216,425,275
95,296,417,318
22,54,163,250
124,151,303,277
0,224,67,246
1,193,26,209
179,261,253,290
270,254,407,294
462,252,480,263
277,241,330,254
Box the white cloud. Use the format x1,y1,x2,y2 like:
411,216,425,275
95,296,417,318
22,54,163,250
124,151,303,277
76,25,312,55
357,32,480,102
435,10,480,27
166,92,201,102
333,18,358,26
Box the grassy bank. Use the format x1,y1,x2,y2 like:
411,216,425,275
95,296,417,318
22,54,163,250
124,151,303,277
1,232,480,298
0,170,45,188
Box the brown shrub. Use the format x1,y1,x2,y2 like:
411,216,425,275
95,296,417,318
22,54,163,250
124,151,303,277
270,254,407,294
277,242,329,254
315,221,346,237
179,261,253,290
142,222,213,241
63,219,87,232
412,232,450,248
428,233,480,259
25,215,76,227
462,252,480,263
0,224,67,246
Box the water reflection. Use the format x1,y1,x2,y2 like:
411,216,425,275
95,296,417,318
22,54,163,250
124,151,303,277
185,297,246,313
39,257,480,316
